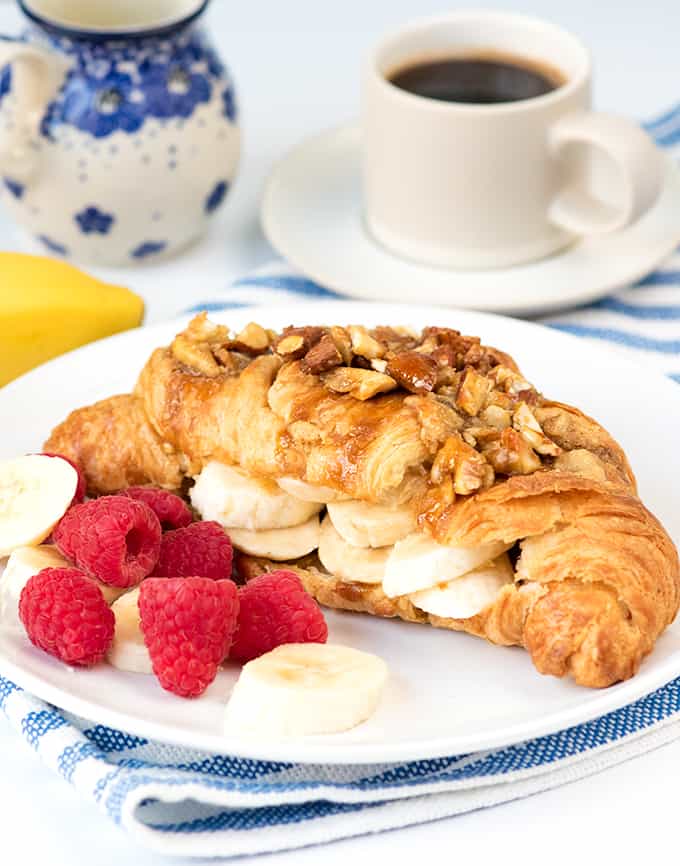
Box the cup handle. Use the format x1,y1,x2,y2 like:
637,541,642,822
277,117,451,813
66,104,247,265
0,39,69,181
547,111,664,235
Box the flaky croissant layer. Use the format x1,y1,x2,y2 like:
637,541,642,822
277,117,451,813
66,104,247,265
45,317,680,688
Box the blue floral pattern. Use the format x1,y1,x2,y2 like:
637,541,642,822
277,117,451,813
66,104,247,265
3,177,24,198
221,85,236,122
0,65,10,106
75,205,114,234
131,240,166,259
205,179,228,213
39,29,231,140
38,234,68,256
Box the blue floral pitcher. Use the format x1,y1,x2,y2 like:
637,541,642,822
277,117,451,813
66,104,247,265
0,0,239,265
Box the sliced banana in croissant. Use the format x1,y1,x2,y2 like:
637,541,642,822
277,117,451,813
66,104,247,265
190,461,322,530
318,514,389,584
326,499,417,548
228,516,320,561
277,477,350,503
409,554,514,619
383,532,512,598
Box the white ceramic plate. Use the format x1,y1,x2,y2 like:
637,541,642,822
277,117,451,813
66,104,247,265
1,301,679,765
262,125,680,316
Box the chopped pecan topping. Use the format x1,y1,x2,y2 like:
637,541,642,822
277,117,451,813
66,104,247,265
276,325,324,356
387,351,438,394
371,358,388,373
554,449,607,482
301,333,344,374
329,326,353,365
432,433,494,495
489,365,534,397
513,402,561,456
483,428,541,475
405,395,463,452
322,367,397,400
480,405,512,430
172,334,222,376
275,334,307,359
228,322,271,355
456,367,492,416
371,326,418,353
349,325,385,360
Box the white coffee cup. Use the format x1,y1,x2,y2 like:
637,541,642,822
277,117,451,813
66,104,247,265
362,11,664,270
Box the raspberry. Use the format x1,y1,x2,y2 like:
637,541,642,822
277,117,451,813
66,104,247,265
139,577,239,698
54,496,161,588
42,452,86,503
230,570,328,663
119,486,192,531
19,567,114,666
152,521,233,581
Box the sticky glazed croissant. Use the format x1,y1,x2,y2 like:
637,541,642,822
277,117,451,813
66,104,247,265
45,314,680,688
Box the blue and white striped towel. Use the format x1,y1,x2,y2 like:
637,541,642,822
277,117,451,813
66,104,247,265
2,105,680,859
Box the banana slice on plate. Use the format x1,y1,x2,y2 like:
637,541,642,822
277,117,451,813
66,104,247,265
107,587,152,674
382,532,512,598
1,545,126,627
277,477,350,503
190,461,322,530
0,454,78,556
326,500,417,548
1,545,68,626
228,516,320,561
318,515,389,584
409,554,514,620
224,643,388,737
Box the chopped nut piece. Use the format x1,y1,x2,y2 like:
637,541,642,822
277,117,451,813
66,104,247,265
322,367,397,400
275,334,306,359
329,326,353,365
387,351,437,394
483,428,541,475
462,431,477,447
230,322,270,354
301,333,344,374
480,405,512,430
372,326,418,353
457,367,492,416
183,312,230,346
405,395,464,452
513,402,562,456
349,325,385,360
431,433,492,495
489,365,533,396
484,389,515,411
371,358,388,373
171,333,221,377
554,449,607,482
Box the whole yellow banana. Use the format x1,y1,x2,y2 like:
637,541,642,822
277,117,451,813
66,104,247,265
0,253,144,386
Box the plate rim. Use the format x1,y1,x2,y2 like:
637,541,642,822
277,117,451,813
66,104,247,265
1,300,679,764
261,123,680,316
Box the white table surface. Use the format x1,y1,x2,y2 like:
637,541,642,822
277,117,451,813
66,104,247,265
1,0,679,863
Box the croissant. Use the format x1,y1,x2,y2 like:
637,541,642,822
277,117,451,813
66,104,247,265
45,314,680,688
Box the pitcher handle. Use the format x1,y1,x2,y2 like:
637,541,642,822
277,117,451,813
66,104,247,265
0,38,69,181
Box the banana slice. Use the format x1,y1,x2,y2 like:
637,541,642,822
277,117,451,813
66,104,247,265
327,500,417,548
0,545,69,626
228,516,320,561
0,545,126,627
382,532,512,598
224,643,388,736
318,514,389,584
107,587,152,674
410,554,514,620
0,454,78,556
191,461,322,531
277,477,350,503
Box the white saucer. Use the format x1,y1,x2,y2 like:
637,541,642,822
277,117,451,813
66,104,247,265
262,124,680,316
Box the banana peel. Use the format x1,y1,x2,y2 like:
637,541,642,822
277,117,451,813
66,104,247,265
0,253,144,386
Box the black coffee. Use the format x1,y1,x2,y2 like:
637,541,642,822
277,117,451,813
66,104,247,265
389,53,564,105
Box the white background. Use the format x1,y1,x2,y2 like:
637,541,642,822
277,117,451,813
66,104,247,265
1,0,679,863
